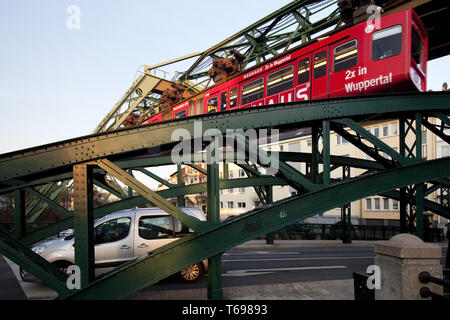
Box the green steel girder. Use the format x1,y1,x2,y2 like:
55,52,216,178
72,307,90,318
422,115,450,144
1,93,449,189
63,157,450,299
0,224,70,295
19,175,288,246
0,151,385,196
134,167,177,189
93,179,126,200
381,190,450,220
331,120,404,168
94,159,210,233
234,133,319,193
26,187,71,217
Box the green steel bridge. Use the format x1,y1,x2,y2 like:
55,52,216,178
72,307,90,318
0,0,449,300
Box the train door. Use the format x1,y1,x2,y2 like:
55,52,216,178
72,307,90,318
295,54,312,102
265,64,295,105
329,38,360,97
311,48,329,99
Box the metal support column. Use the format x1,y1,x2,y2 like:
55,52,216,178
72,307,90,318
14,189,26,238
322,121,331,186
265,186,274,244
415,113,424,240
73,164,95,288
177,165,185,207
341,166,352,244
207,137,223,300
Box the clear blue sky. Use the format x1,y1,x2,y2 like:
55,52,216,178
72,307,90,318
0,0,449,156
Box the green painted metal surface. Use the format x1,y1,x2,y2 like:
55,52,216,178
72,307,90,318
63,158,450,299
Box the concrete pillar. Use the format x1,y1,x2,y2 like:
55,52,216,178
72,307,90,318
375,233,443,300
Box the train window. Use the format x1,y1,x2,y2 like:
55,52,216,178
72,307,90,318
220,91,227,111
298,58,310,84
334,40,358,73
229,87,237,108
267,66,294,96
372,25,402,61
207,96,218,113
314,52,327,79
174,109,187,119
411,28,424,70
241,78,264,105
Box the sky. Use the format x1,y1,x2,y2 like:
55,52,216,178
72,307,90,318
0,1,449,189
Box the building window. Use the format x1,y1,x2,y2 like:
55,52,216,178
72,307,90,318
382,125,389,137
337,135,349,145
228,188,234,194
422,130,427,144
392,200,399,211
240,188,245,193
239,169,245,177
374,198,380,210
227,202,234,209
366,198,372,210
238,202,247,208
280,145,284,151
372,127,379,138
220,202,223,209
383,198,389,210
229,170,233,178
441,145,450,158
392,123,398,135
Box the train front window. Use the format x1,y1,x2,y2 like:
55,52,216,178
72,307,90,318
207,96,218,113
267,66,293,96
241,78,264,105
334,39,358,73
314,51,327,79
298,58,310,84
411,28,424,70
372,25,402,61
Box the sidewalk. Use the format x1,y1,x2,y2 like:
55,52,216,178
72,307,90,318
236,239,449,248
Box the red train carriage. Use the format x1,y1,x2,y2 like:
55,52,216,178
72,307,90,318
143,9,427,124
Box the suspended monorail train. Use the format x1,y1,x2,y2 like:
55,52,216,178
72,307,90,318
143,9,427,124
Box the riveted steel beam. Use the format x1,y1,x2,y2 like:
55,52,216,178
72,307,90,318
1,93,449,189
64,158,450,299
0,224,69,296
95,159,209,233
73,164,95,288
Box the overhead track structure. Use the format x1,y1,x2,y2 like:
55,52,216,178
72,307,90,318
0,92,449,299
21,0,450,225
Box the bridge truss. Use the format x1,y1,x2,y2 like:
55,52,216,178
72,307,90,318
0,92,449,299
